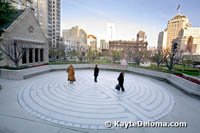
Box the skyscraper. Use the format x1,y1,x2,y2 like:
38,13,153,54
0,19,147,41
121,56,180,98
157,30,167,51
166,14,191,50
33,0,61,48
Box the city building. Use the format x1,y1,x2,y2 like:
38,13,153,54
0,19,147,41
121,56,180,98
88,35,97,51
137,31,146,41
34,0,61,48
109,31,148,61
173,27,200,55
0,8,49,67
157,29,167,51
100,40,109,50
100,40,109,56
62,26,87,53
64,38,75,52
166,14,191,50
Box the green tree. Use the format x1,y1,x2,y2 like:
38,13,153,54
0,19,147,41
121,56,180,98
0,1,18,36
111,51,121,62
0,1,24,67
152,50,163,68
87,48,97,61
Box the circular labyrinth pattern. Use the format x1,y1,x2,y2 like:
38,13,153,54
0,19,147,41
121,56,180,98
18,70,175,129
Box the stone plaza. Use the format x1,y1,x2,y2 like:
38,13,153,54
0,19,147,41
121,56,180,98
0,68,200,133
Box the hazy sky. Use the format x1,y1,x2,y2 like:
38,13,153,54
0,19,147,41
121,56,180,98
61,0,200,47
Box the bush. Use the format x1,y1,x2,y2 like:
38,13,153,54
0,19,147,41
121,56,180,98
0,65,30,70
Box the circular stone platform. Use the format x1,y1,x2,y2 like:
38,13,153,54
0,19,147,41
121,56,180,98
18,69,175,129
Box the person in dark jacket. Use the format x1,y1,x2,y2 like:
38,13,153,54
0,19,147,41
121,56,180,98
117,71,125,91
94,64,99,82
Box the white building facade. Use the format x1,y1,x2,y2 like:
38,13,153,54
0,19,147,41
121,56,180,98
157,30,167,51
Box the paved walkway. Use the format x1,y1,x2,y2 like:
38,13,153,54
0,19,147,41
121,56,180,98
0,70,200,133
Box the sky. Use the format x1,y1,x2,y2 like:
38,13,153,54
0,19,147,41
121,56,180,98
61,0,200,47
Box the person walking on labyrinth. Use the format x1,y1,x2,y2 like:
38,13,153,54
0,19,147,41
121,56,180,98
94,64,99,82
67,64,76,84
117,71,125,92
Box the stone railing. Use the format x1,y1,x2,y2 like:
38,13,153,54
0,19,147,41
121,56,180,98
0,64,199,96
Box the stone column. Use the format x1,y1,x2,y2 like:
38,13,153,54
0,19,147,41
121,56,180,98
26,48,29,65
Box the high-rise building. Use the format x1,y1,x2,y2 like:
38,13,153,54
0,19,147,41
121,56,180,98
62,26,87,52
34,0,61,48
173,27,200,55
166,14,191,50
4,0,61,48
157,30,167,51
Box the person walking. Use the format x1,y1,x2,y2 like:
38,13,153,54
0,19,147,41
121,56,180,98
66,64,76,84
117,71,125,92
94,64,99,82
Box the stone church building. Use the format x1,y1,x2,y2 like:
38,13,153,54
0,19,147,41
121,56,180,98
0,8,49,67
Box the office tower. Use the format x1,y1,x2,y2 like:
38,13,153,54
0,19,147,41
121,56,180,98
157,30,167,51
34,0,61,48
166,14,191,50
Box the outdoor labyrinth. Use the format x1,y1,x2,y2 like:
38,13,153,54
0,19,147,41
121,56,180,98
18,69,175,129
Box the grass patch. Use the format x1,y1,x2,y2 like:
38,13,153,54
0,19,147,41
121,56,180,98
49,61,89,65
49,59,120,65
129,63,199,76
89,59,111,64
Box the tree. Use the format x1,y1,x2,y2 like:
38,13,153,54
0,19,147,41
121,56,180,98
152,50,163,68
0,1,18,36
0,2,26,67
134,49,149,66
111,50,121,62
163,43,178,71
0,40,27,67
87,48,97,61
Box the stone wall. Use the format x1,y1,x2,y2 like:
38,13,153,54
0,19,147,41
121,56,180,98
0,64,199,96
